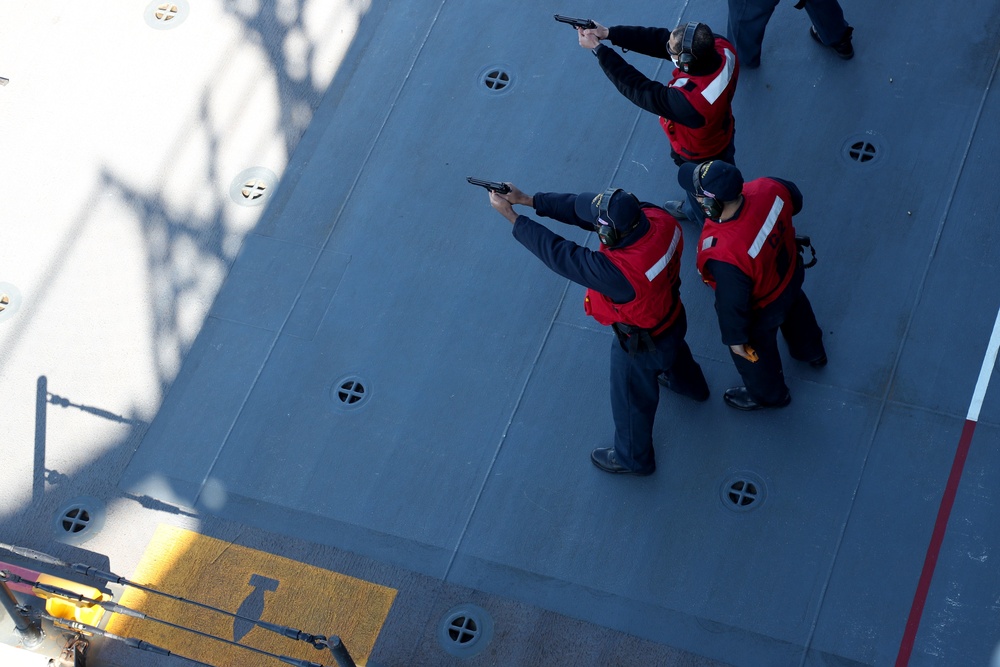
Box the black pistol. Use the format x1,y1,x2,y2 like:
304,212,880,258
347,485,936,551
554,14,596,29
467,177,511,195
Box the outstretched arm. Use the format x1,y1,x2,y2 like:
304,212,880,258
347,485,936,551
532,192,595,230
592,45,703,126
606,25,673,59
512,217,635,303
484,186,632,301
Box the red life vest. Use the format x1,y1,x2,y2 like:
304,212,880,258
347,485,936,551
696,178,797,309
659,37,739,160
584,207,684,333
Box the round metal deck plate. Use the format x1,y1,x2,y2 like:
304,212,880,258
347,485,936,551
720,471,768,513
229,167,278,207
53,496,106,544
841,132,887,167
330,375,371,411
437,603,494,658
477,64,515,96
0,283,23,323
144,0,190,30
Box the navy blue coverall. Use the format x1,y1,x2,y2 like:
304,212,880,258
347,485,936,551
728,0,851,68
511,192,709,473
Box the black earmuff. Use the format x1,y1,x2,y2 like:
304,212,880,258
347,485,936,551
595,187,640,247
693,161,724,220
678,22,701,74
595,187,623,247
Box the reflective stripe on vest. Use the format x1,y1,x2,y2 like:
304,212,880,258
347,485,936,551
645,226,681,282
701,48,736,105
748,196,784,259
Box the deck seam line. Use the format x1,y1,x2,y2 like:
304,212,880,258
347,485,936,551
442,0,693,581
798,41,1000,667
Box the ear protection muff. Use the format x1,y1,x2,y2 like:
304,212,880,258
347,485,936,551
594,187,623,247
693,161,724,220
594,187,640,247
677,22,701,74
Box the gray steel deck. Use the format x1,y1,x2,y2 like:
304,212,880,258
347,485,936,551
2,0,1000,665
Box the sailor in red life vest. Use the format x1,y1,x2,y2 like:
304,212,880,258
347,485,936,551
577,20,739,225
678,160,827,410
485,182,709,476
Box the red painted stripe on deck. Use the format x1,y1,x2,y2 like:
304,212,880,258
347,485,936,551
894,418,977,666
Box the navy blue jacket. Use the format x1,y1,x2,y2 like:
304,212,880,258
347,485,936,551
511,192,654,305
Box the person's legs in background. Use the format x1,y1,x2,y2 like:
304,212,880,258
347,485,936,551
727,0,780,68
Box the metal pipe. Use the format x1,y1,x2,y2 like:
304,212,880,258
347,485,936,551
325,636,357,667
0,576,45,648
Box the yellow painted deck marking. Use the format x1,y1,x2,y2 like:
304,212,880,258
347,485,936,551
106,525,396,666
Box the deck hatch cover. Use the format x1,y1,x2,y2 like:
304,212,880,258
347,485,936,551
720,471,767,512
841,132,886,166
331,376,370,410
229,167,278,207
53,497,106,544
448,615,478,643
241,179,268,201
0,283,22,323
484,69,510,90
61,506,91,534
144,0,190,29
728,479,758,506
477,64,515,95
848,141,877,162
438,604,494,657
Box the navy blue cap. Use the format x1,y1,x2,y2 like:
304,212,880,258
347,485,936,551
677,160,744,201
574,189,641,227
